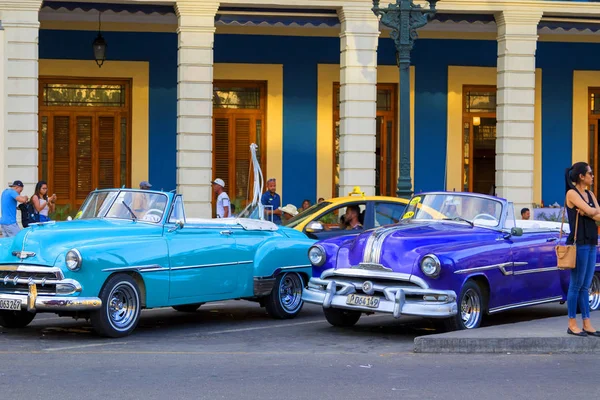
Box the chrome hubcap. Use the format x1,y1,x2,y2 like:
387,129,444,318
460,288,481,329
589,275,600,311
107,282,139,332
279,273,303,313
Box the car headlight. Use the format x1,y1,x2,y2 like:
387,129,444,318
308,245,326,267
420,254,441,278
65,249,82,271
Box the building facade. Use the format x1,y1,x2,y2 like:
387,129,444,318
1,0,600,218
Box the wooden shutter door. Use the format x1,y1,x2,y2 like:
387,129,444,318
75,116,93,204
53,115,71,204
98,115,116,189
234,117,252,202
214,116,231,190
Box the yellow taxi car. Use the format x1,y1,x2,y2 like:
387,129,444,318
283,187,410,240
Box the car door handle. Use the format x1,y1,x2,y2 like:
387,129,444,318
546,238,558,242
220,230,233,236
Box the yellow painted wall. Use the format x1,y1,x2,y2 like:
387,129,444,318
572,71,600,166
214,63,284,199
39,59,149,187
447,66,542,203
316,64,414,200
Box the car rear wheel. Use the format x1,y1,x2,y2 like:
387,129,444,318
590,274,600,312
444,280,485,331
0,310,36,329
172,303,203,313
91,274,141,338
265,272,304,319
323,308,361,327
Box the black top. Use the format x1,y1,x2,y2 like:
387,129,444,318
566,189,598,245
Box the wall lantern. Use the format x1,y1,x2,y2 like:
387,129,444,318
472,116,481,126
92,11,107,68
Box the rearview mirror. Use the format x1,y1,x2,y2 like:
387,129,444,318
168,219,185,233
511,227,523,237
305,221,324,234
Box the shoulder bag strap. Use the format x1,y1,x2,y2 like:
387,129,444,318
560,192,579,242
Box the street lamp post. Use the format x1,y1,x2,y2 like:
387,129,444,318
372,0,438,198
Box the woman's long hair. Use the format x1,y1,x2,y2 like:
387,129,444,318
565,162,589,193
34,181,48,201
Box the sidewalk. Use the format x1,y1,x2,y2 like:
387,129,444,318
414,316,600,353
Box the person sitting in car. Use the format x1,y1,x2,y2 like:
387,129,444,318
343,205,363,230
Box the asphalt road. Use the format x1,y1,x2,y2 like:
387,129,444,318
1,301,598,400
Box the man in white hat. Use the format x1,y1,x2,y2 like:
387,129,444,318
278,204,298,223
211,178,230,218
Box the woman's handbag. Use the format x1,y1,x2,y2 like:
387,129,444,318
555,199,579,270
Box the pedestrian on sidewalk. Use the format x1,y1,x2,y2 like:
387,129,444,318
31,181,56,222
564,162,600,337
0,180,29,237
211,178,230,218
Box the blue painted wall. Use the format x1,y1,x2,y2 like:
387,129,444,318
213,35,339,208
42,29,587,208
40,29,178,192
536,42,600,205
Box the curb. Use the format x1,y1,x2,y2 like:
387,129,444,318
414,335,600,353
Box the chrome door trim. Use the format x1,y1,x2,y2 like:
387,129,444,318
488,296,563,314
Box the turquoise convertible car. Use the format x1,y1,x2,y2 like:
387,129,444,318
0,189,313,337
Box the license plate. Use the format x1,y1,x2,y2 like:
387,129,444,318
346,294,380,308
0,299,22,311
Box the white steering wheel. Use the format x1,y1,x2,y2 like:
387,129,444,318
473,213,498,222
142,208,163,222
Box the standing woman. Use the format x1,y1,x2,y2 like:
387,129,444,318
31,181,56,222
565,162,600,336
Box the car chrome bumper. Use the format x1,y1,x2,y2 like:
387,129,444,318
302,277,457,318
0,283,101,312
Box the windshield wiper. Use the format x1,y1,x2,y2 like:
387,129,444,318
122,201,137,221
442,217,474,227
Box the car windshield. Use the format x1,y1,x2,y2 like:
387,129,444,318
401,193,503,228
283,202,331,228
76,190,169,223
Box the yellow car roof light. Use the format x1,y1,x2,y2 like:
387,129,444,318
348,186,365,197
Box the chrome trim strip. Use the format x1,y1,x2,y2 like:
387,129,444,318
355,263,393,272
278,265,310,270
170,260,253,271
321,269,429,289
513,266,559,275
454,262,514,276
488,296,563,314
101,264,165,273
0,265,64,280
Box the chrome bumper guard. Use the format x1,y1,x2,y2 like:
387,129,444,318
302,277,457,318
0,282,102,312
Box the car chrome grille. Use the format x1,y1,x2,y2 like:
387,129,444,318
0,267,61,296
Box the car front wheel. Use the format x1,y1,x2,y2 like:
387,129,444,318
265,272,304,319
323,308,361,327
444,280,485,331
91,274,142,338
0,310,36,329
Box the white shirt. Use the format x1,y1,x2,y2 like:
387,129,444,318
216,191,231,218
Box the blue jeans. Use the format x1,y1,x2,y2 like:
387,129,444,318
568,244,597,319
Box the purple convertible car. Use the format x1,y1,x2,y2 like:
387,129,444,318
302,192,600,330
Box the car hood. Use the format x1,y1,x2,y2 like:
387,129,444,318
0,219,163,267
333,220,497,274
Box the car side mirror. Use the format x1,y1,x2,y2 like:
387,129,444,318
305,221,324,234
168,219,184,233
511,227,523,237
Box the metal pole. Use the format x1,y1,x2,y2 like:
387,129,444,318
372,0,438,199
